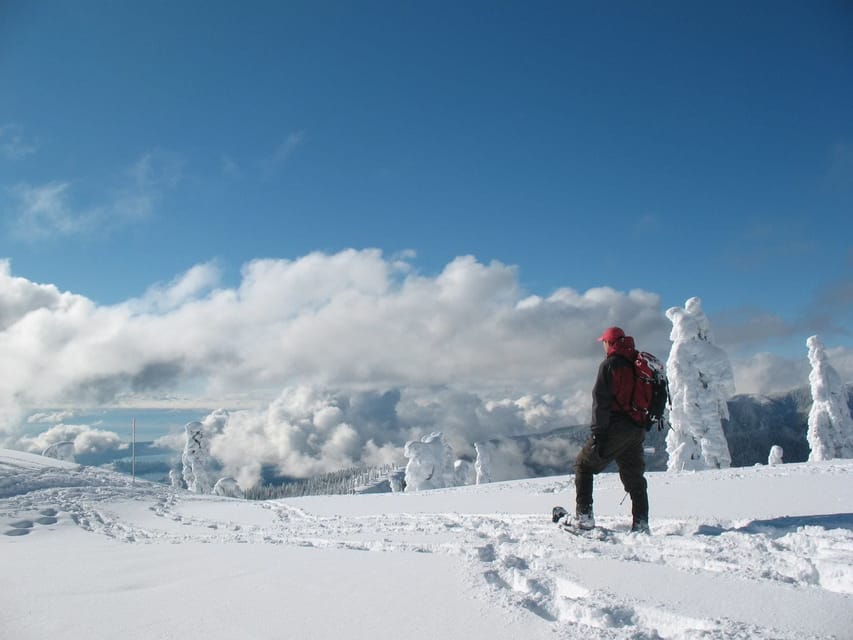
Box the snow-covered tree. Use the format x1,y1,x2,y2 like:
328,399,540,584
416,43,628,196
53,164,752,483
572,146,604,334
473,439,530,483
181,421,215,493
474,441,491,484
768,445,784,466
403,432,456,492
453,459,475,486
806,335,853,461
665,297,736,471
388,470,405,493
169,469,185,490
213,477,244,498
42,441,75,462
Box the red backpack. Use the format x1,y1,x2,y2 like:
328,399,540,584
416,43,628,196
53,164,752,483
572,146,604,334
626,351,671,431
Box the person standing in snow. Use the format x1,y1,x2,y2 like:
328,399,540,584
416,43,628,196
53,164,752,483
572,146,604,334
572,326,650,533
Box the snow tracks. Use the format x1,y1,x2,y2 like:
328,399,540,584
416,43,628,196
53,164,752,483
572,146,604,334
2,450,852,639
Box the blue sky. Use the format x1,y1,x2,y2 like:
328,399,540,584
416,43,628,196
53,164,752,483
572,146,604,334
3,2,851,306
0,0,851,398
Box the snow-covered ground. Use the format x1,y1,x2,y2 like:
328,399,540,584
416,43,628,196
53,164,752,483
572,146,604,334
1,449,851,639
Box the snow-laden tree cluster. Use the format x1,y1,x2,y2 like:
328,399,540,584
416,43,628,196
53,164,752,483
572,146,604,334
768,445,784,466
806,335,853,461
403,432,553,491
473,440,528,484
665,297,736,471
245,464,401,499
179,413,247,496
454,459,476,486
181,421,215,494
403,432,456,491
213,477,245,498
179,411,228,493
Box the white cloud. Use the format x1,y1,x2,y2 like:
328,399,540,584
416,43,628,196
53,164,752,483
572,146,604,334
0,124,37,159
261,130,306,178
9,423,126,456
731,346,853,396
27,410,78,424
201,385,589,486
128,150,185,190
1,249,847,452
126,262,223,314
6,151,183,241
7,181,86,239
220,154,243,179
0,259,69,331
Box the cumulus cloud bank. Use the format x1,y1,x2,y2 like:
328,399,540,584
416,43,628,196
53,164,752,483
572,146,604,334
0,250,672,430
187,385,591,487
1,249,850,480
11,423,126,457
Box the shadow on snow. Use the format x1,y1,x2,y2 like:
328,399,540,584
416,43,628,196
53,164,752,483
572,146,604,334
696,513,853,537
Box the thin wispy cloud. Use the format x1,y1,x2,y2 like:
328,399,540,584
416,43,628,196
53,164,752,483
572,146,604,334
261,130,306,179
632,213,662,235
129,150,185,190
6,150,184,241
0,124,37,160
809,278,853,338
713,307,804,349
220,153,243,179
7,181,89,240
724,218,816,273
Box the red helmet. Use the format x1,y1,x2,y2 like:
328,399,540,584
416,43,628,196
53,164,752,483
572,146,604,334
597,326,625,343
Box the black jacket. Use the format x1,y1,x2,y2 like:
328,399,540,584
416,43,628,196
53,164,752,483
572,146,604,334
591,341,638,435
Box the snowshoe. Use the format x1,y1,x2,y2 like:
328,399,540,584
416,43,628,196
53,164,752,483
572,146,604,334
552,505,595,529
552,506,569,523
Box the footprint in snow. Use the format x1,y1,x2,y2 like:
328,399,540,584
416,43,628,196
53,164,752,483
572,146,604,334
5,520,34,536
4,519,34,536
4,509,61,536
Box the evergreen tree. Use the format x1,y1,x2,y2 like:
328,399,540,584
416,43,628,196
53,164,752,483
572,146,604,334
807,335,853,461
403,432,456,491
665,297,736,471
182,421,214,493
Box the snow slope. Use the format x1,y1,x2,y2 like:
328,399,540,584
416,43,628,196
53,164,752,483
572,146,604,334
1,449,851,639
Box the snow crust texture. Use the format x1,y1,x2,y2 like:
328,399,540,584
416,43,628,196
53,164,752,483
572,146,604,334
2,448,852,639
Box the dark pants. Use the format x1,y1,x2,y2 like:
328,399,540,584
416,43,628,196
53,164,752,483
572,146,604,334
574,421,648,522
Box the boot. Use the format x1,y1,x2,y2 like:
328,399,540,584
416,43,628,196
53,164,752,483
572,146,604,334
570,509,595,530
631,519,650,534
